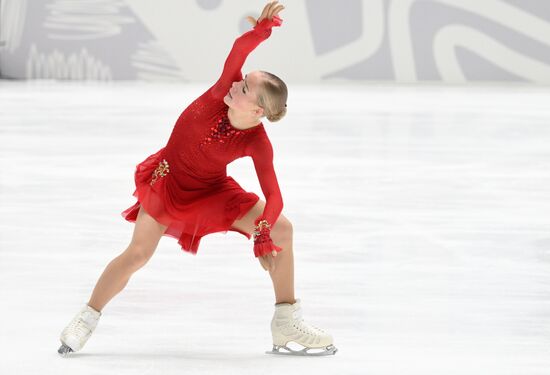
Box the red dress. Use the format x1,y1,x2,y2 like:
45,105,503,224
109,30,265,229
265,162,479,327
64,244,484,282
121,17,283,256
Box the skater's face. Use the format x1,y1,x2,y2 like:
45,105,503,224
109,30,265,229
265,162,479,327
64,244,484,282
224,71,265,118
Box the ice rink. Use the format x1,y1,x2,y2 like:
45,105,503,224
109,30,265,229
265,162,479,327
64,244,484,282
0,81,549,374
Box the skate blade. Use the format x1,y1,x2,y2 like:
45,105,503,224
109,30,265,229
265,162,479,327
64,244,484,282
266,344,338,356
58,343,74,357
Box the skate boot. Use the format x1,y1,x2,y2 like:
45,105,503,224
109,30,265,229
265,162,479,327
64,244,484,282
58,304,102,356
266,298,337,356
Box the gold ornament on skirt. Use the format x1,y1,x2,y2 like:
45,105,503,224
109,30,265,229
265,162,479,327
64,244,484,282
150,159,170,186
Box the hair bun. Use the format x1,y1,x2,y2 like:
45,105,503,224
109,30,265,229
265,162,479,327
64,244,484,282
267,106,287,122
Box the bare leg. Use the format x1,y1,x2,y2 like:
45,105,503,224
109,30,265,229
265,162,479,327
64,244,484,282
230,200,295,304
268,231,295,304
88,206,167,312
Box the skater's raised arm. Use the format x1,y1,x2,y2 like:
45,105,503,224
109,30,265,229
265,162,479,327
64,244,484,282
210,2,283,99
247,135,284,258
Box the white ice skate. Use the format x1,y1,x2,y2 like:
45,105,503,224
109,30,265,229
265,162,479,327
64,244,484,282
58,304,102,356
266,298,337,356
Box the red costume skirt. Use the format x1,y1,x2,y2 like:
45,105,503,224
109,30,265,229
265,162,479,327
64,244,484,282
121,147,260,254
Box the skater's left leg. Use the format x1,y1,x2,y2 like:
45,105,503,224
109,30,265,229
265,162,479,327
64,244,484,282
268,219,295,305
232,199,336,355
230,199,295,304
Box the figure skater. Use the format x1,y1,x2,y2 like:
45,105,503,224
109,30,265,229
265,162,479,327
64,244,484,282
58,1,336,357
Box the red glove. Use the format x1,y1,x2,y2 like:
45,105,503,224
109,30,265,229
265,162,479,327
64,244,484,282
253,219,283,258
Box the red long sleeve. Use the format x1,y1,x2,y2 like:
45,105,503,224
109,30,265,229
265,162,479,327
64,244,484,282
247,135,284,230
211,16,282,99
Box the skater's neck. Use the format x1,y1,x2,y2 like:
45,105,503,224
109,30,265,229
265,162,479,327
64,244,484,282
227,107,261,130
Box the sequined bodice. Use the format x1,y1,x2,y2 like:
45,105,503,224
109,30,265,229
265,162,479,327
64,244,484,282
164,98,263,185
199,111,259,147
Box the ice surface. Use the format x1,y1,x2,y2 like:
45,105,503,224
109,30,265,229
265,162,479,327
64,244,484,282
0,80,549,375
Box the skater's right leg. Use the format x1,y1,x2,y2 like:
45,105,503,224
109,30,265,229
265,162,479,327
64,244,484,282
59,205,167,355
87,205,168,312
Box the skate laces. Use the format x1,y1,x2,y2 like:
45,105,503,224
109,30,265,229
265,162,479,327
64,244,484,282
66,311,97,339
292,309,327,336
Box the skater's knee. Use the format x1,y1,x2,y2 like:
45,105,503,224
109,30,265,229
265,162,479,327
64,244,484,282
271,216,293,243
122,244,154,269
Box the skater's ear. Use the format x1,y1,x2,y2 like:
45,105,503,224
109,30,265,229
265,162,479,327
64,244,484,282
254,106,265,118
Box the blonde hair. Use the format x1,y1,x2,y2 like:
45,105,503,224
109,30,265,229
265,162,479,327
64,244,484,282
257,71,288,122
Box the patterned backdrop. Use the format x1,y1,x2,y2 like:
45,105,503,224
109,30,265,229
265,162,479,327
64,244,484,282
1,0,549,83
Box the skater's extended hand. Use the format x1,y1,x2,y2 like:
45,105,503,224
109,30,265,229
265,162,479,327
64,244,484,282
246,1,285,26
258,250,278,272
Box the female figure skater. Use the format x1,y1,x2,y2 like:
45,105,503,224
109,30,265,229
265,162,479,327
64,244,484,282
58,2,336,357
